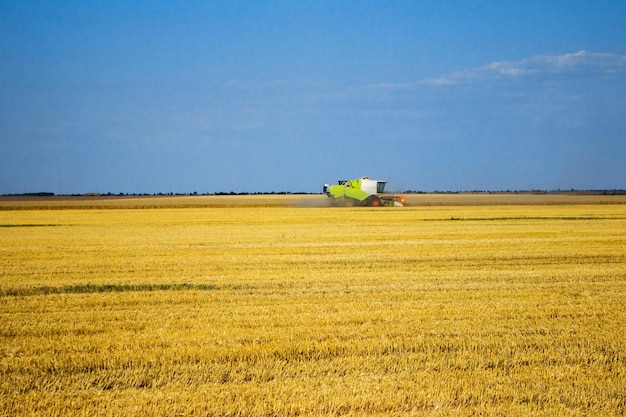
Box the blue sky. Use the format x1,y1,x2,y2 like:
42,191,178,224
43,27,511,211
1,1,625,194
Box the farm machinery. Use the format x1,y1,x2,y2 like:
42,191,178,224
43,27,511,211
323,177,406,207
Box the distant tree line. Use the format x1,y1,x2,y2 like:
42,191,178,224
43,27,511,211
3,189,625,197
3,192,56,197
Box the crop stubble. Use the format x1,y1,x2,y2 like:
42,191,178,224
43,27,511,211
1,196,625,416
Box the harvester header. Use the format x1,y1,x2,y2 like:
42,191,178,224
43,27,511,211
323,177,406,207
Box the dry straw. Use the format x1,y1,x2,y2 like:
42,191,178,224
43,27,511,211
1,195,625,416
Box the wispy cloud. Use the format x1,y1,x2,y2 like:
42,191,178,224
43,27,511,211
421,51,626,86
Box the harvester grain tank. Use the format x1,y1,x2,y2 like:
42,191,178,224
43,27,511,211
323,177,406,207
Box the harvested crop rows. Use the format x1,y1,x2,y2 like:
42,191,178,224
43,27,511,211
1,196,625,416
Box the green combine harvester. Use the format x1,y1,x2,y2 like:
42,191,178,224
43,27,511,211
323,177,406,207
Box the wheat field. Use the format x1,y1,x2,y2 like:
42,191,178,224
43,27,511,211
1,195,625,416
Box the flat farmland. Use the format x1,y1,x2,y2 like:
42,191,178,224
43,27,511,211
1,195,625,416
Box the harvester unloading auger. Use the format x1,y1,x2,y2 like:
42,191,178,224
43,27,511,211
323,177,406,207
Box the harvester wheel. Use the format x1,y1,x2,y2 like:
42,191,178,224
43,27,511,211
368,196,381,207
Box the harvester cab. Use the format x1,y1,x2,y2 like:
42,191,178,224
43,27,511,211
323,177,406,207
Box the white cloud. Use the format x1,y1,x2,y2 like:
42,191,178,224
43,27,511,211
421,51,626,86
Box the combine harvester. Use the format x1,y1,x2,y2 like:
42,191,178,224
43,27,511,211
323,177,406,207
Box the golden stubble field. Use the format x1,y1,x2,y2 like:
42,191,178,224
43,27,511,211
1,194,625,416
